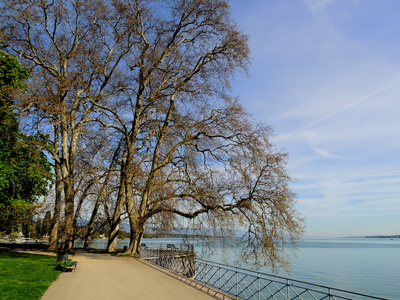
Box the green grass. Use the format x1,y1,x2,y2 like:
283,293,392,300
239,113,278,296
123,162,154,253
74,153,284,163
0,248,62,300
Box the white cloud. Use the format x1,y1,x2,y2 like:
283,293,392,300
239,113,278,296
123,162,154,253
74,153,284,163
230,0,400,237
302,0,360,15
312,147,344,160
303,0,338,13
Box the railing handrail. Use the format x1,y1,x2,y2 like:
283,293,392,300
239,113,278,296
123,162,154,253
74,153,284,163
195,258,388,299
141,245,389,300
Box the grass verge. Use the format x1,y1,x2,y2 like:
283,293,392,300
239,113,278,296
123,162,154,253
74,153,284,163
0,248,62,300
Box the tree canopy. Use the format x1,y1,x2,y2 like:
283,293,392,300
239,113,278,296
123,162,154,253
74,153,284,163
0,0,304,270
0,50,52,233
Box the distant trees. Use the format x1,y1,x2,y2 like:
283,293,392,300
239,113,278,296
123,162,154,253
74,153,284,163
0,50,52,234
0,0,304,270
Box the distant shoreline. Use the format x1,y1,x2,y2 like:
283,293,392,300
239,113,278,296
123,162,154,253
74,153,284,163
341,235,400,239
365,235,400,239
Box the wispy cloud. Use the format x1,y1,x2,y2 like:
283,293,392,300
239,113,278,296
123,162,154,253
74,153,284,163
230,0,400,236
302,0,359,15
302,0,338,13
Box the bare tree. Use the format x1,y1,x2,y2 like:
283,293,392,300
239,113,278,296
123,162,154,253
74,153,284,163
1,0,304,269
91,0,303,269
0,0,134,251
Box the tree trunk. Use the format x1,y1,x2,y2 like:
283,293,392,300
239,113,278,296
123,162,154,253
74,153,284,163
125,229,143,257
47,158,63,251
60,175,74,252
83,198,101,250
107,147,129,253
85,143,121,250
72,183,92,246
60,110,79,253
47,191,61,251
106,183,125,252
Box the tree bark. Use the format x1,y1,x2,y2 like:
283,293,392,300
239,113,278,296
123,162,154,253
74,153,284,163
47,161,62,251
60,174,74,252
106,178,125,253
83,197,101,250
125,228,143,257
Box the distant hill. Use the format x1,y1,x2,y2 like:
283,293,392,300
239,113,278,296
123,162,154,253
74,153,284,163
365,235,400,239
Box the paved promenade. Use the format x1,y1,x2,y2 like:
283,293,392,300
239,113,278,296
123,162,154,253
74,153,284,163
40,252,225,300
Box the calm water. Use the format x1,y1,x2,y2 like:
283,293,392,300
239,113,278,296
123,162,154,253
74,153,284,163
80,237,400,299
289,239,400,299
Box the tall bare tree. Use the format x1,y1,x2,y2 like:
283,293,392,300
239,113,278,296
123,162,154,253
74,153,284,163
1,0,304,269
0,0,135,251
90,0,303,269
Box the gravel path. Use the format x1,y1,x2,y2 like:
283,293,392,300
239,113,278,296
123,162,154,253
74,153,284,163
39,252,223,300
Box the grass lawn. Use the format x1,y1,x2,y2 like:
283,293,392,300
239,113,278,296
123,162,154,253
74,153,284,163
0,248,62,300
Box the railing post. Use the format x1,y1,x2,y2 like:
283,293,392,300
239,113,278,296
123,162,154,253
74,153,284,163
287,278,290,300
236,267,238,298
218,264,221,291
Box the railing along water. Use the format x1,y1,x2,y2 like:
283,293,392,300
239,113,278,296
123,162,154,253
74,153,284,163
194,259,388,300
141,244,196,278
140,245,388,300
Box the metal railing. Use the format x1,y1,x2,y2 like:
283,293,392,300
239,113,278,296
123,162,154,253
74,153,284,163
141,245,389,300
194,259,389,300
141,244,196,278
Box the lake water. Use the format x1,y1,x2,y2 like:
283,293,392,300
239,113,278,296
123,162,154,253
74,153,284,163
288,238,400,299
80,237,400,299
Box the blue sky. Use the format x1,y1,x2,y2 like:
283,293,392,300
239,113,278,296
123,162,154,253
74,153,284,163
229,0,400,237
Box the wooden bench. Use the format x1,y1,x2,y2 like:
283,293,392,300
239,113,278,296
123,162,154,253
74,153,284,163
56,253,78,271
